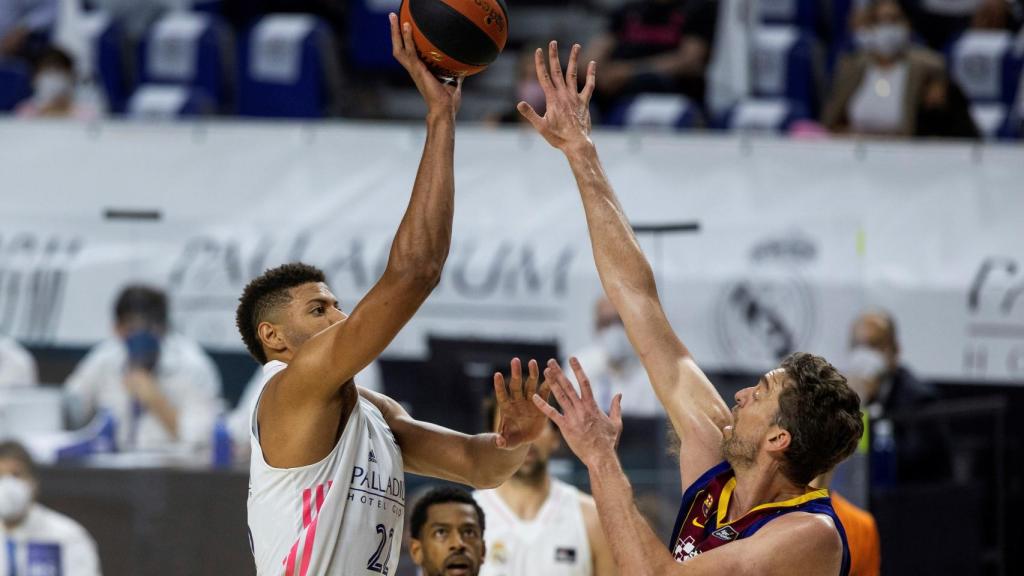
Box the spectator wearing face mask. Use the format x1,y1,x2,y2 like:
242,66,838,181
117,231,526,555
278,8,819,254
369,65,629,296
15,46,101,120
846,310,952,483
823,0,951,137
63,284,223,453
0,441,101,576
569,296,661,417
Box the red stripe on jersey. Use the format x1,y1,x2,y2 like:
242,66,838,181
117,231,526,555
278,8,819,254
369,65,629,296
302,488,312,528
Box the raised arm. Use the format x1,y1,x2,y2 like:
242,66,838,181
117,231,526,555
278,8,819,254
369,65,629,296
359,358,551,488
277,14,459,396
519,41,731,487
533,360,842,576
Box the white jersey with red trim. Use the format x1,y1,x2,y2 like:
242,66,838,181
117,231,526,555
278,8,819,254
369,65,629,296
474,479,593,576
248,361,405,576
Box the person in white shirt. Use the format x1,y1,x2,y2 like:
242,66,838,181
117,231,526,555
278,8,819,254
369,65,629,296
474,399,616,576
0,336,38,388
570,297,661,417
409,486,488,576
0,441,101,576
241,16,552,576
64,285,222,452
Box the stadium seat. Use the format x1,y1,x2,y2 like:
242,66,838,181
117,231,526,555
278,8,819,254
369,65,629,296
759,0,819,32
723,98,811,133
606,94,701,130
0,59,32,111
127,84,215,119
752,26,822,116
347,0,402,72
970,104,1021,140
138,11,233,111
79,11,131,114
238,14,341,118
949,31,1024,105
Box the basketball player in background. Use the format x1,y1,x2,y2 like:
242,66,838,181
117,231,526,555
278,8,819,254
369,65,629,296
240,15,550,576
522,41,863,574
409,486,488,576
474,400,616,576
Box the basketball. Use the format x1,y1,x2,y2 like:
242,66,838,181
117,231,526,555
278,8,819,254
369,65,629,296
399,0,509,79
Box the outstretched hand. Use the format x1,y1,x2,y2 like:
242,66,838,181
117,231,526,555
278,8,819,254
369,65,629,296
493,358,551,450
389,13,462,119
531,358,623,468
518,41,596,151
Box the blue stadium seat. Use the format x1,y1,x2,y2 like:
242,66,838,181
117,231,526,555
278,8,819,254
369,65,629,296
722,99,811,133
949,31,1024,105
758,0,818,32
0,59,32,111
238,14,340,118
605,94,701,130
80,11,131,114
347,0,402,72
127,84,215,119
752,26,821,116
970,104,1021,140
138,11,233,111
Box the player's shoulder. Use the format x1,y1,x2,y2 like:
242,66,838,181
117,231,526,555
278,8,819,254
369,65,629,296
30,505,94,543
757,510,841,547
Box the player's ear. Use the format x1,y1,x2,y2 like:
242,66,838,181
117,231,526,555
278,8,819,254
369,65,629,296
766,426,791,454
258,321,286,355
410,538,424,565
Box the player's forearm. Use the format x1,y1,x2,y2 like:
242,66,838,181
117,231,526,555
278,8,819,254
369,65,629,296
385,115,456,288
563,142,659,305
465,433,530,488
588,452,683,576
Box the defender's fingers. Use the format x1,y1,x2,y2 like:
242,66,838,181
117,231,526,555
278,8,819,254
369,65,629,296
566,43,580,93
533,47,556,96
517,101,544,128
526,359,540,396
548,40,565,90
509,357,524,400
545,367,577,411
610,393,623,423
532,394,565,427
581,61,597,104
493,372,509,406
569,357,594,404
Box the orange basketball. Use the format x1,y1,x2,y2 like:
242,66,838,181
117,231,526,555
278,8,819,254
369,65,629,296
399,0,509,79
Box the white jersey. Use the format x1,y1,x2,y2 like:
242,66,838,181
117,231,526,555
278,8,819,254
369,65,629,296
474,479,593,576
248,361,405,576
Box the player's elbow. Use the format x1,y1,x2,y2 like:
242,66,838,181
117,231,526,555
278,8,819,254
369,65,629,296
467,470,505,490
385,259,444,293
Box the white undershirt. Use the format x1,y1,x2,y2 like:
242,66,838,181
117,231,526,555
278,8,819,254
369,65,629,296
849,61,910,135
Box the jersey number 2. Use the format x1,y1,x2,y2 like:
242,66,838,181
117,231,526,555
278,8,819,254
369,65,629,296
367,524,394,574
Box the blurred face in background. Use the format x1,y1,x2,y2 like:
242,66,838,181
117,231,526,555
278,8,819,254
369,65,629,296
410,503,486,576
0,457,37,527
492,407,560,484
860,0,911,61
847,312,899,403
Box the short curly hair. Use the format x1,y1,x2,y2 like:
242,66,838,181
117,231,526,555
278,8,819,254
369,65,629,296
775,352,864,485
236,262,326,363
410,486,486,540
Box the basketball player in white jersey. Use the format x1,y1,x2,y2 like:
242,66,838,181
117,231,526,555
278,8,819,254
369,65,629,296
236,15,551,576
473,401,617,576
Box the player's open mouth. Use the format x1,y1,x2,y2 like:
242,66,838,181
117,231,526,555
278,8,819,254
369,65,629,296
444,556,473,574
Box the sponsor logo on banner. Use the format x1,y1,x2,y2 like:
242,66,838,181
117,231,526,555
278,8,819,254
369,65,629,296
716,234,818,366
964,256,1024,379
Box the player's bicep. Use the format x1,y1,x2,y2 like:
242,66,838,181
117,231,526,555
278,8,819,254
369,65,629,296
287,270,433,399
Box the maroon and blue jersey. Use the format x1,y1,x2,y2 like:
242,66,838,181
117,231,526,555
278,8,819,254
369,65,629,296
669,462,850,575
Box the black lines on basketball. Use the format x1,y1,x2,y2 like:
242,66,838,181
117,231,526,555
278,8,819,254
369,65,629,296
408,0,500,67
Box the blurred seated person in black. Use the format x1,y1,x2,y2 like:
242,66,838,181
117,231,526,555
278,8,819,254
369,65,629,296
846,310,952,483
0,0,55,59
582,0,717,117
824,0,977,139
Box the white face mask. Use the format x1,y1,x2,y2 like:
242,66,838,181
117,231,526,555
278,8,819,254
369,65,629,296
869,24,909,58
0,476,33,522
33,70,74,106
846,345,887,381
598,324,635,364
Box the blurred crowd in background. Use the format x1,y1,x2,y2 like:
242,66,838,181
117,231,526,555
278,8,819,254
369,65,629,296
0,0,1023,137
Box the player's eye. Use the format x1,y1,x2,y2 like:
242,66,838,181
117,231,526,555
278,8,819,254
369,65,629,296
433,528,447,538
311,305,324,315
461,528,479,540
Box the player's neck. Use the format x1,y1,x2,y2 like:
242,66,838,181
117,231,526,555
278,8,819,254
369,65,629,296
496,473,552,521
727,466,807,523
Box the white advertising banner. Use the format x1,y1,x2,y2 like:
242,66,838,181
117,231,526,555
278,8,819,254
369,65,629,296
0,120,1022,383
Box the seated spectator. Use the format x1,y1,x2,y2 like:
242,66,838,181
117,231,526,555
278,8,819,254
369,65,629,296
0,441,101,576
0,0,55,59
846,310,952,483
570,296,661,417
823,0,973,137
582,0,718,117
0,335,38,387
16,46,101,119
971,0,1024,31
64,285,223,452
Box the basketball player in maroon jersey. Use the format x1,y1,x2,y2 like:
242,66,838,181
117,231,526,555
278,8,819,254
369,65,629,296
522,41,864,575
